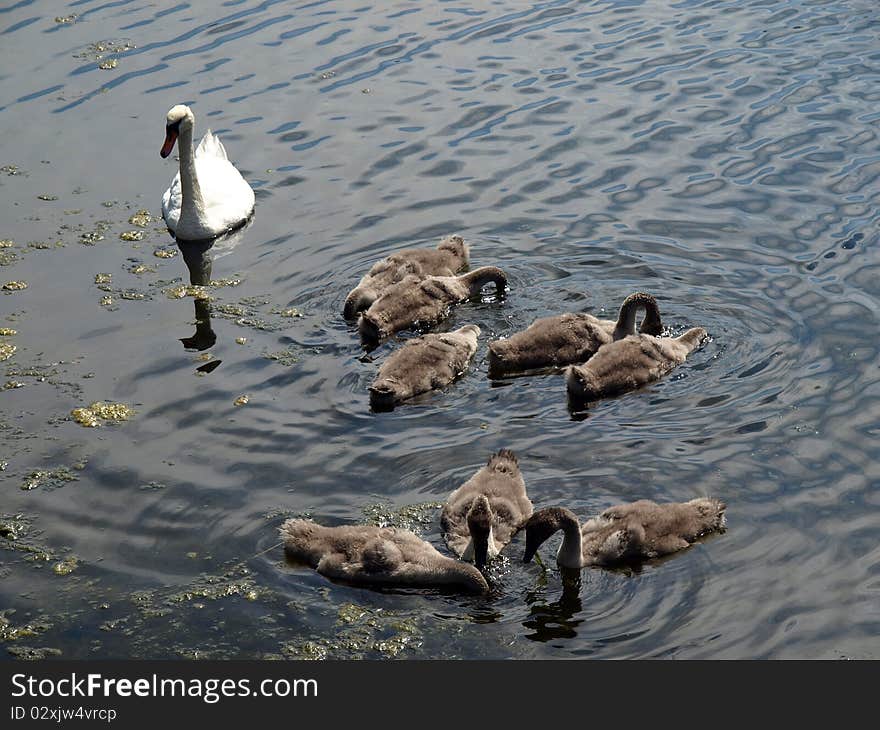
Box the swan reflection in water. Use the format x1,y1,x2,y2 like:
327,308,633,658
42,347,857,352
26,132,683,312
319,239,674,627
522,567,584,642
175,220,251,371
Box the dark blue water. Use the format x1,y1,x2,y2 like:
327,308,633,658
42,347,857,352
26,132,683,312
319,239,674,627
1,0,879,659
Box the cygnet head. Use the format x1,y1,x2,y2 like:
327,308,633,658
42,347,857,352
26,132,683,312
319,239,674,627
161,104,194,158
521,507,576,563
466,495,493,570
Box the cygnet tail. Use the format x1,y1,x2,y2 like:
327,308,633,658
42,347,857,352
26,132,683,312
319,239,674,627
676,327,707,353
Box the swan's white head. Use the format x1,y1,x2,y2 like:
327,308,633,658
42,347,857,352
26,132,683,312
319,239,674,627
160,104,194,158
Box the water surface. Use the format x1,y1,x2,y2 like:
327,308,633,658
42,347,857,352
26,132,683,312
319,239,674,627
2,0,880,659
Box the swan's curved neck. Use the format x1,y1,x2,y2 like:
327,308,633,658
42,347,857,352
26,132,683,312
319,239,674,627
177,125,205,218
613,293,661,340
556,515,583,569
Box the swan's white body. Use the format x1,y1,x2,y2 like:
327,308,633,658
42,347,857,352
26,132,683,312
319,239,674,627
160,105,255,241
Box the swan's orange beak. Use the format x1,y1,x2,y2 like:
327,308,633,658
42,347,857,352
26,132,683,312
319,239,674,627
160,128,178,158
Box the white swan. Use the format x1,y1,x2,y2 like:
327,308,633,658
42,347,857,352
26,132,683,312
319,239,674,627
160,104,255,241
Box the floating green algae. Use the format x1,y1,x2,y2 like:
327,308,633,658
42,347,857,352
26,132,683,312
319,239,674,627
209,277,241,288
129,264,155,275
0,328,17,336
262,347,300,366
119,290,146,301
0,612,51,642
153,248,177,259
94,273,112,285
276,307,303,318
2,281,27,292
280,604,422,660
128,210,153,227
53,556,79,576
71,401,134,427
362,501,443,532
21,467,79,492
120,230,144,242
7,646,62,660
0,514,54,561
164,284,209,300
98,59,118,70
80,230,105,245
0,343,15,362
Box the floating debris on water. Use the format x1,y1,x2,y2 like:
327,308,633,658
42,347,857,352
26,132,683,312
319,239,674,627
119,290,146,301
54,15,78,24
53,556,79,576
164,284,209,300
153,248,177,259
0,328,17,336
7,646,62,660
4,380,25,390
71,401,134,428
0,612,51,643
80,231,104,245
79,221,112,245
99,59,118,70
37,194,58,201
128,210,152,227
27,241,53,250
129,264,155,275
70,407,100,428
1,165,22,176
362,501,442,533
278,307,303,318
120,230,144,242
235,337,247,345
94,273,112,285
0,240,13,248
233,395,249,407
100,296,113,307
21,467,79,492
75,40,136,62
2,281,27,292
282,603,422,660
263,347,300,366
209,277,241,288
0,343,16,362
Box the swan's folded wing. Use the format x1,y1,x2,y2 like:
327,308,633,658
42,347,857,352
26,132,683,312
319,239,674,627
195,129,228,160
161,172,183,231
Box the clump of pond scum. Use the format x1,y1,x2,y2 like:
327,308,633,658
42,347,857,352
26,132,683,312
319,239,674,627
70,401,134,427
362,501,442,533
128,210,152,227
280,602,423,660
20,467,79,492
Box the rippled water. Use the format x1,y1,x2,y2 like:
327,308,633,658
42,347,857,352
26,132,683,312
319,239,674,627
2,0,880,659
